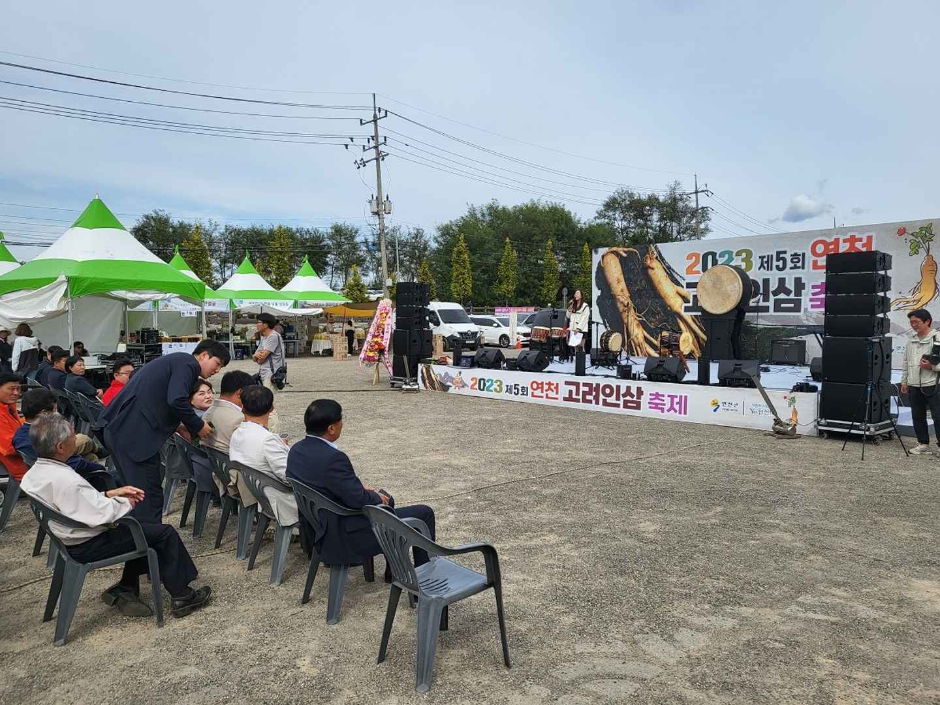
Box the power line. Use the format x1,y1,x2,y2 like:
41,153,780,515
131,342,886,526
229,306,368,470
707,207,768,236
707,192,784,233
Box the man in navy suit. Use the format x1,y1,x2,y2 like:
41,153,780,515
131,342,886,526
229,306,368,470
286,399,436,568
97,340,230,522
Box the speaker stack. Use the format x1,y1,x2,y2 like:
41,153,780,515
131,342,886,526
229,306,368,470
818,251,894,437
392,283,432,383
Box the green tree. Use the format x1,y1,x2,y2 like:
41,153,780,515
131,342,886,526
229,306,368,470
327,223,365,287
572,242,593,300
450,233,473,304
178,223,215,288
132,209,194,261
539,239,561,306
495,237,518,304
342,264,369,303
595,181,708,246
416,258,438,300
259,225,294,289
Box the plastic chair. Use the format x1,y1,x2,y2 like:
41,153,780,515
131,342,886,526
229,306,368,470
288,478,377,624
162,436,196,519
232,461,299,585
172,435,216,539
363,505,511,693
28,497,164,646
49,388,78,427
0,475,21,533
204,447,251,556
72,393,103,435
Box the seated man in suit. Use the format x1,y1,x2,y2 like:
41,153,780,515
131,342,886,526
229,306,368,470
229,385,297,526
14,388,104,474
286,399,436,570
35,345,63,387
45,349,69,390
97,340,230,523
20,413,211,618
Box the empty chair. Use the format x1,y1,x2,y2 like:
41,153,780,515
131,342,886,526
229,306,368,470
48,388,77,427
161,436,196,519
172,435,216,539
29,497,164,646
64,390,94,436
289,478,376,624
203,447,251,556
363,505,511,693
0,475,21,533
232,460,299,585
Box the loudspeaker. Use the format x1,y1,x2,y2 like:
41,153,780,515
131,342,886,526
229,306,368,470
825,272,892,295
823,314,890,337
397,282,431,307
717,359,760,388
395,306,429,328
392,354,421,379
825,250,892,273
820,382,892,423
474,348,505,369
701,314,744,360
616,364,633,379
393,328,432,357
575,350,586,376
824,294,890,315
810,357,823,382
644,357,687,383
822,337,890,384
516,349,550,372
770,339,807,365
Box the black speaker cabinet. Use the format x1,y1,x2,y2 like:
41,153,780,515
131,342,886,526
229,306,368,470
810,357,823,381
717,359,760,388
392,354,421,379
824,294,890,315
822,337,891,384
644,357,687,383
825,250,892,273
393,328,432,357
397,282,431,307
575,350,586,376
473,348,505,369
770,339,807,365
820,382,892,423
396,306,429,328
516,349,549,372
825,272,892,294
701,314,743,360
824,314,889,337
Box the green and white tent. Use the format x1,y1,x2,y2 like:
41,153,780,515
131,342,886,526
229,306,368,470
280,256,349,306
214,253,290,305
0,234,20,277
0,196,206,348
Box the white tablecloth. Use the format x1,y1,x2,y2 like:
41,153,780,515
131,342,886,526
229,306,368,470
310,339,332,354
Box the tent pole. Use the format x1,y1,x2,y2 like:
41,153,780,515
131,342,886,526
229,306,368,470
229,305,234,358
152,301,158,329
201,303,206,339
123,302,129,343
66,284,74,349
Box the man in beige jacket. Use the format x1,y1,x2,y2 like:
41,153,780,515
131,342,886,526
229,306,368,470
201,370,256,502
900,308,940,455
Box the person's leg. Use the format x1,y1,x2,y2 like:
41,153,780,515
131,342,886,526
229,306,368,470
909,386,930,446
68,526,149,609
395,504,436,566
923,387,940,446
136,521,199,597
106,432,164,523
73,433,100,463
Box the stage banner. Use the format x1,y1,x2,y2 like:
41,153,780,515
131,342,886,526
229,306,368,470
592,217,938,362
419,364,818,431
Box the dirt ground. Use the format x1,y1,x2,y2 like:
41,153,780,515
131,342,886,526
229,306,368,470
1,355,938,704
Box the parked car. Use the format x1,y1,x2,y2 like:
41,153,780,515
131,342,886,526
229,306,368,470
469,315,531,348
428,302,482,351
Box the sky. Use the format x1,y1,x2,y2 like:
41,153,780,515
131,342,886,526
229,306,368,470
1,0,938,263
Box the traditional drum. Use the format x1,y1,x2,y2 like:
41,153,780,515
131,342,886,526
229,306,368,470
600,330,623,353
696,264,754,315
550,327,565,339
658,331,681,357
531,326,550,343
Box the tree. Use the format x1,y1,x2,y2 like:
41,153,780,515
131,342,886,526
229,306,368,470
178,224,215,287
342,264,369,303
259,225,294,289
539,239,561,306
327,223,365,287
495,237,518,304
595,181,708,246
450,233,473,304
132,209,194,261
572,242,593,300
416,259,438,300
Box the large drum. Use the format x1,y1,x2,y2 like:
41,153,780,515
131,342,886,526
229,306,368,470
659,331,694,357
600,330,623,353
550,327,565,339
696,264,753,315
532,326,550,343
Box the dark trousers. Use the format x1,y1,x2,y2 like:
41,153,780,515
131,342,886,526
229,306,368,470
68,522,198,598
346,330,355,354
106,431,164,523
908,384,940,444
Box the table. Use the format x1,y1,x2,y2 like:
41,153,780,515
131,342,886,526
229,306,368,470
284,339,300,358
310,339,333,355
161,342,199,355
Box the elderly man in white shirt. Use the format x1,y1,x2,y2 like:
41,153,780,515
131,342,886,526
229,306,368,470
21,413,212,619
228,384,297,526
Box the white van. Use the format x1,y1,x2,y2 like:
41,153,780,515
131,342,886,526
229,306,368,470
427,301,481,351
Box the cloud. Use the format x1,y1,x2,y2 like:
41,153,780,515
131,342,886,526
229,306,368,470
850,206,867,215
780,194,834,223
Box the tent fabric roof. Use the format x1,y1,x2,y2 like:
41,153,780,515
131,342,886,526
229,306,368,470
0,234,20,276
169,247,202,282
321,300,380,318
280,256,349,304
214,254,287,301
0,197,206,300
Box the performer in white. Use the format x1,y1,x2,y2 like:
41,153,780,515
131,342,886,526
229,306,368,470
567,290,590,351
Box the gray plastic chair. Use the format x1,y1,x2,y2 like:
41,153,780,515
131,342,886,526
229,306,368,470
162,436,197,519
65,390,101,436
232,460,299,585
363,505,511,693
0,475,21,533
288,478,377,624
29,497,164,646
49,388,78,427
172,435,215,539
203,447,249,554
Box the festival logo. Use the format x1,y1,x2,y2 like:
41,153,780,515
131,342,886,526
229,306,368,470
710,398,741,414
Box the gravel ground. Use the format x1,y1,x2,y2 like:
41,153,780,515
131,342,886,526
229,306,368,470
1,355,938,704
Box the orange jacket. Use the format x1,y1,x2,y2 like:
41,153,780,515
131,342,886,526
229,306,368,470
0,403,26,481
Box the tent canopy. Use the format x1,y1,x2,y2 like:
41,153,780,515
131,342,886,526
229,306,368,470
0,197,205,300
0,233,20,277
214,253,288,301
280,256,349,305
321,300,379,318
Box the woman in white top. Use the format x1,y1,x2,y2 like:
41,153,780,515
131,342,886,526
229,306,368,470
566,290,590,351
11,322,40,374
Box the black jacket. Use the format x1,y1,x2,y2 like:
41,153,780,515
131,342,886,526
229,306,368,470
46,367,66,390
97,353,203,462
34,359,51,386
65,373,98,399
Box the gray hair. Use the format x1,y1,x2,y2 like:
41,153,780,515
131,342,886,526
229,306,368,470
30,413,74,459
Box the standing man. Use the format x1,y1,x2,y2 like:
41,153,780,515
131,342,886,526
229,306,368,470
251,313,285,433
900,308,940,455
97,340,230,522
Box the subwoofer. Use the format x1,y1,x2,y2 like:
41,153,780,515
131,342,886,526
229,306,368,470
821,337,890,384
820,382,892,423
644,357,686,383
393,328,432,357
516,349,550,373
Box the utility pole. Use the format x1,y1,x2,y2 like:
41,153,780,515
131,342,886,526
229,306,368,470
357,94,390,296
694,173,700,239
